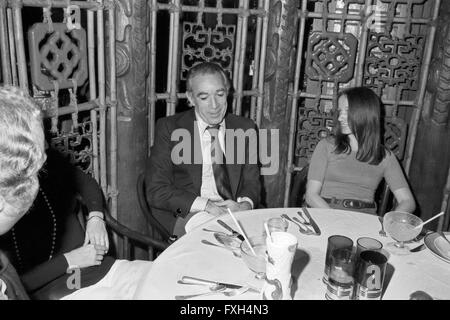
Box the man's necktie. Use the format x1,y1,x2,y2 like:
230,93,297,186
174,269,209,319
206,125,233,200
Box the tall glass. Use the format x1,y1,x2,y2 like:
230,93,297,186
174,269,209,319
323,235,354,284
354,250,388,300
240,236,267,279
263,217,288,237
356,237,383,258
325,248,355,300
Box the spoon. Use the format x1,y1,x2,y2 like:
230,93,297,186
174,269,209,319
175,284,227,300
413,211,444,229
201,240,241,257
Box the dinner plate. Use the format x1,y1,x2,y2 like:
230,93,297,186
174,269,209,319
424,231,450,264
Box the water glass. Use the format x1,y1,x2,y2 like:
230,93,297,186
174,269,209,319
263,217,288,237
323,235,353,284
354,250,388,300
325,248,355,300
356,237,383,258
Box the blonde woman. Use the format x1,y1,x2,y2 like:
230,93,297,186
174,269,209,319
0,86,47,299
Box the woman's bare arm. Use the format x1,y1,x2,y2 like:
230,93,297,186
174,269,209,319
305,180,330,209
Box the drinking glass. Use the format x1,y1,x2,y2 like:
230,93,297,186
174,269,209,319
323,235,353,284
356,237,383,258
263,217,289,237
383,211,423,255
240,236,267,279
354,250,388,300
325,248,355,300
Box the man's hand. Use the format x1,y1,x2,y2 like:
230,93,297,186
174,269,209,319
216,200,252,212
84,214,109,251
64,244,107,269
205,200,228,216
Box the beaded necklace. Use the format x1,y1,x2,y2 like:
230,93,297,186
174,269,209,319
11,187,57,269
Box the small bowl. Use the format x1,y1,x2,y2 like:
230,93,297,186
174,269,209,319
383,211,423,242
240,236,267,278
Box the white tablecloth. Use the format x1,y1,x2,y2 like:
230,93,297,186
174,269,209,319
133,208,450,300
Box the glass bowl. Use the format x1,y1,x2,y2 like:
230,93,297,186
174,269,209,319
240,236,267,279
383,211,423,255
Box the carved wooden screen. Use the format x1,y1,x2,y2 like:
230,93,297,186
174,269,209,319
283,0,441,206
145,0,270,148
0,0,119,219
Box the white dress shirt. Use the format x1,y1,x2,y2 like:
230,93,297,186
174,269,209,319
189,112,253,213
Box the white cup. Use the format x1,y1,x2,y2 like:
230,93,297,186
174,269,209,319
261,231,298,300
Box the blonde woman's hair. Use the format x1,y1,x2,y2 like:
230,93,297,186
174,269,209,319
0,86,44,212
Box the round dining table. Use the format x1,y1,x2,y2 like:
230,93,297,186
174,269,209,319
133,208,450,300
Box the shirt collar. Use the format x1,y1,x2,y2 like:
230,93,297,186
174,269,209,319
194,111,226,134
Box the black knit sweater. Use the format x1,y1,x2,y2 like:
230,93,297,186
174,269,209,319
0,149,114,299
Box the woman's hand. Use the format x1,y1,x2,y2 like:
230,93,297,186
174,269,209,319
84,211,109,250
63,244,107,269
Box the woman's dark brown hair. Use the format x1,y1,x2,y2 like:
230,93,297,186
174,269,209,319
334,86,387,165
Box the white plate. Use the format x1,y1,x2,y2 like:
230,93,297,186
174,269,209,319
424,232,450,264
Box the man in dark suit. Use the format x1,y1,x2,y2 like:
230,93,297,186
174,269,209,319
145,62,261,237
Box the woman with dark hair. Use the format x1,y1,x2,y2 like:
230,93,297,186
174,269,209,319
305,87,416,215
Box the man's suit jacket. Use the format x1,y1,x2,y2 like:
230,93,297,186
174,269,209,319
145,109,261,235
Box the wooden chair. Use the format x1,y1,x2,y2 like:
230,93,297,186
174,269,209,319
288,165,309,208
77,196,168,261
136,173,174,260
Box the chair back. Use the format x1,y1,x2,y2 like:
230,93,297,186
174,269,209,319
288,165,309,207
377,117,408,216
137,173,172,241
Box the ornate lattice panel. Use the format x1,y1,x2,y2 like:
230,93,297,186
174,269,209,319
295,106,334,167
28,23,88,91
181,22,235,80
47,111,96,175
309,0,365,14
305,31,358,83
295,107,407,166
384,116,407,159
364,32,424,94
